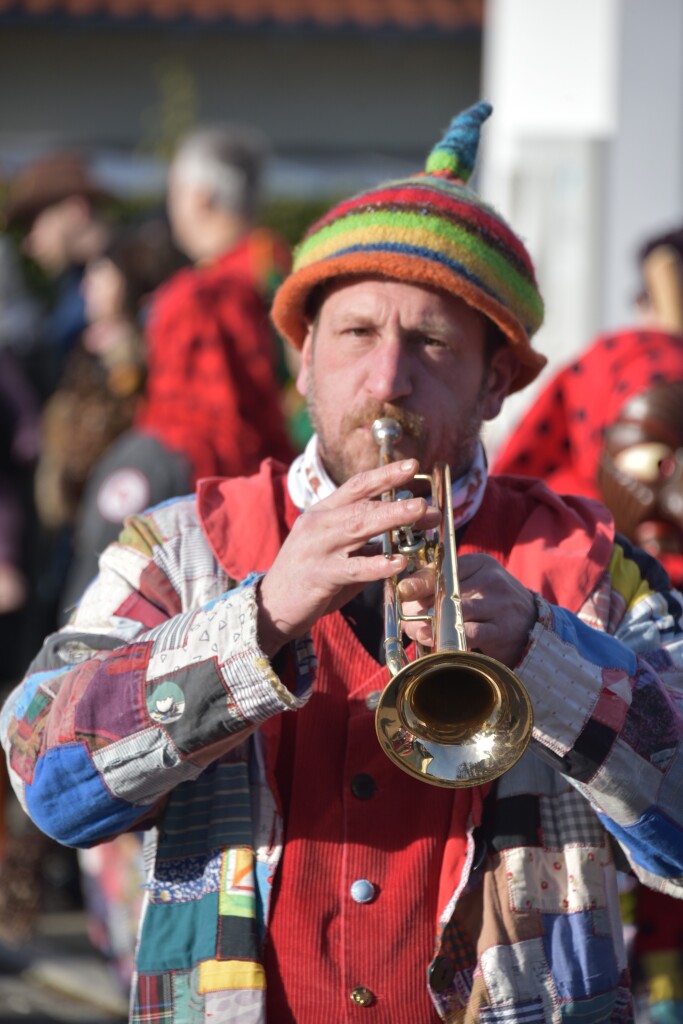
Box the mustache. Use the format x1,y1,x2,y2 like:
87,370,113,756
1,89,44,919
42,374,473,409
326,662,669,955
341,402,427,442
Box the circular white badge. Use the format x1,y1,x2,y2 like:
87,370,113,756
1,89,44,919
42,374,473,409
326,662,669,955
96,467,151,523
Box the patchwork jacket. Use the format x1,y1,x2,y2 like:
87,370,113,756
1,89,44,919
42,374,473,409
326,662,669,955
2,465,683,1023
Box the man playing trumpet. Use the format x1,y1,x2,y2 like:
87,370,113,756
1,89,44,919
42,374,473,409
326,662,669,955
2,102,683,1023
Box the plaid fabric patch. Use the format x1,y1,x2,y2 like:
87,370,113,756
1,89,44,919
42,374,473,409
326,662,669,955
540,790,605,849
438,914,477,975
131,972,175,1023
428,914,478,1018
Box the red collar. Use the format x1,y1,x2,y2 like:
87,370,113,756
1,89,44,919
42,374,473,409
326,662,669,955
197,459,300,580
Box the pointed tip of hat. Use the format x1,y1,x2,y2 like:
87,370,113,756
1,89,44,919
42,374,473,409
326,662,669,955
425,101,493,183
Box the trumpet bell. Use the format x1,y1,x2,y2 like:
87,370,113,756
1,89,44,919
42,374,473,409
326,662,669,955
375,650,533,788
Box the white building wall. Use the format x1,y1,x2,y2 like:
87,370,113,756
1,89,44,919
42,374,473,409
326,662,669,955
604,0,683,330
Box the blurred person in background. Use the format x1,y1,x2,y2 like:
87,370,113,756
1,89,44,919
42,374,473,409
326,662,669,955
0,233,41,652
0,349,40,678
137,121,295,469
0,347,40,945
636,225,683,335
2,152,115,651
60,123,296,619
0,223,41,683
35,219,184,537
0,220,44,945
36,218,186,617
493,225,683,1024
0,233,43,364
4,151,113,403
492,225,683,583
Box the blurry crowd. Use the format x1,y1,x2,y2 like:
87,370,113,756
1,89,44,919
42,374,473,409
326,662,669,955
0,124,304,990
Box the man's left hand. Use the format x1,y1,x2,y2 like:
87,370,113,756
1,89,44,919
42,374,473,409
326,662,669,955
397,552,538,668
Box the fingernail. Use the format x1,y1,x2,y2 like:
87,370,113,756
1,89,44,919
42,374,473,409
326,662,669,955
400,460,414,471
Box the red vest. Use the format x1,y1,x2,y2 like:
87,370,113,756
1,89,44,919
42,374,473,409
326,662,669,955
197,462,614,1021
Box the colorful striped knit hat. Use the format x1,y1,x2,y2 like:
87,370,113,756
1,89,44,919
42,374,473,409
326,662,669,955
271,101,546,392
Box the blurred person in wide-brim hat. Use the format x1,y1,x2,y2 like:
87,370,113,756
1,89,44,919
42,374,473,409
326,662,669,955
4,151,114,399
4,151,111,230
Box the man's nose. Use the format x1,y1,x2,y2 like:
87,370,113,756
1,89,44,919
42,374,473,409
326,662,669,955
364,337,412,402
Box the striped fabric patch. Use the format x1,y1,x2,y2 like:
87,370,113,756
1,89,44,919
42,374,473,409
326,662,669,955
480,1000,547,1024
157,762,252,860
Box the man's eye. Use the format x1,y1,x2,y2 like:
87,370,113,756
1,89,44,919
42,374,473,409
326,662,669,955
421,336,448,349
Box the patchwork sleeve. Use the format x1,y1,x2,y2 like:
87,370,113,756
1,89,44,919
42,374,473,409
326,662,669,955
0,499,315,848
518,538,683,895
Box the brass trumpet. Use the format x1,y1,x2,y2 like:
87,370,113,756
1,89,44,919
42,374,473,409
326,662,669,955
372,417,533,788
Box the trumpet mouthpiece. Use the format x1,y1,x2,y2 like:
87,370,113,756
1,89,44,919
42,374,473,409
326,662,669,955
372,417,403,447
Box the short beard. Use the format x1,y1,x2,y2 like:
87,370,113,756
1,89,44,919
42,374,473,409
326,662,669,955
307,380,488,487
307,387,421,484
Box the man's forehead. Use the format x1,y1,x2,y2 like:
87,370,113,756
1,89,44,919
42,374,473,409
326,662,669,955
319,276,475,325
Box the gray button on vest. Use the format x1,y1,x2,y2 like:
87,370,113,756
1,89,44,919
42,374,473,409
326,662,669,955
350,879,376,904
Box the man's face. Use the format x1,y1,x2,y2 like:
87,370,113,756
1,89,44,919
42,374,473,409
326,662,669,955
296,277,516,486
598,381,683,565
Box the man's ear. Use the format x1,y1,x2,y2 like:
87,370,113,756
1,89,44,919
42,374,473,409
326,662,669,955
482,345,518,421
295,328,313,397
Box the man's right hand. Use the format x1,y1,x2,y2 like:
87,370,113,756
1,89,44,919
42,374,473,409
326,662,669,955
256,458,440,657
